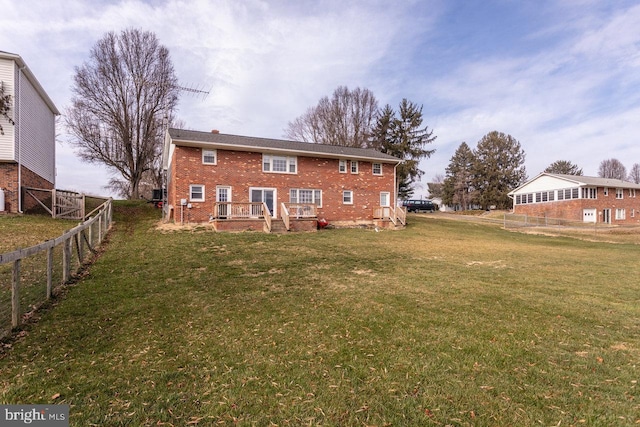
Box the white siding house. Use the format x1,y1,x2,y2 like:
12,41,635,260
0,51,59,213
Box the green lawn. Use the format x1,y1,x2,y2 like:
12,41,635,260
1,202,639,426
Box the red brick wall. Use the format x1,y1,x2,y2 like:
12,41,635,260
167,147,396,224
0,163,53,213
513,187,640,224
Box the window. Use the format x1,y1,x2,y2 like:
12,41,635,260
380,192,390,207
190,185,204,202
339,159,347,173
290,189,322,207
615,208,626,220
604,187,609,196
536,192,542,203
616,188,624,199
372,163,382,175
343,190,353,204
632,209,636,218
515,195,521,204
582,187,597,199
263,155,297,173
202,149,216,164
557,190,564,201
350,161,358,174
527,194,533,203
630,189,636,197
572,188,579,199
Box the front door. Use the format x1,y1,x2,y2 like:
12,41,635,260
250,188,276,217
602,208,611,224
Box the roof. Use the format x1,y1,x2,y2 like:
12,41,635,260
0,51,60,115
509,172,640,195
166,128,401,165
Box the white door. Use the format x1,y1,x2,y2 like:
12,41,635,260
216,186,231,217
582,208,596,223
602,208,611,224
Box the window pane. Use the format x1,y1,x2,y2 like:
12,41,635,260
272,158,287,172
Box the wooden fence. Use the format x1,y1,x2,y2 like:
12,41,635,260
0,199,113,339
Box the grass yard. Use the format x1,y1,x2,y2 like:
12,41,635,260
1,202,639,426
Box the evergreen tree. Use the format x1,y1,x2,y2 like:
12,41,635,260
544,160,583,175
473,131,527,210
371,99,436,199
443,142,475,210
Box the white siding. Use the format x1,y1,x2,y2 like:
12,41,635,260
0,58,15,161
16,66,56,183
513,175,579,194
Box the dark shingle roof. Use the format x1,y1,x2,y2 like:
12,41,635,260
168,128,401,163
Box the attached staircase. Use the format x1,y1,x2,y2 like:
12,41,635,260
269,219,289,233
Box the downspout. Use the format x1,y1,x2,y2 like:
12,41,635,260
394,163,398,210
17,65,25,213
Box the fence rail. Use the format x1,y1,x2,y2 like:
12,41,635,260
502,213,601,229
0,199,113,339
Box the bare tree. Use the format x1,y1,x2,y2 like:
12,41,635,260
627,163,640,184
66,28,179,199
284,86,378,148
598,158,627,180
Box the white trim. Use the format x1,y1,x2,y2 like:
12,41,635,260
372,163,382,175
350,160,358,174
339,159,347,173
343,190,353,205
189,184,205,202
202,148,217,165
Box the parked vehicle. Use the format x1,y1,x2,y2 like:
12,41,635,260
403,199,436,213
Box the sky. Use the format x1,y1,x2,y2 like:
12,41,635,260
1,0,639,198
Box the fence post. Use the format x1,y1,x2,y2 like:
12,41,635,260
52,189,57,219
47,246,53,299
11,259,21,328
77,229,84,263
63,237,71,283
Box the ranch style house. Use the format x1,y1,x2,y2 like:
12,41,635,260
509,173,640,224
162,128,405,232
0,51,59,213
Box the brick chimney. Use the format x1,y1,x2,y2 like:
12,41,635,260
211,129,220,134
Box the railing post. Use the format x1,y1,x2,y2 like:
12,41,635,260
11,259,21,328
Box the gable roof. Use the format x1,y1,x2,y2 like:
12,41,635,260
509,172,640,195
0,50,60,115
165,128,401,167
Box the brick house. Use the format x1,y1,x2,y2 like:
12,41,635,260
509,173,640,224
0,51,59,213
162,128,404,231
